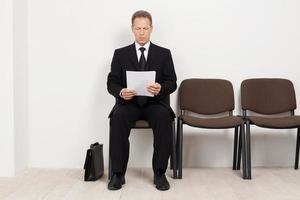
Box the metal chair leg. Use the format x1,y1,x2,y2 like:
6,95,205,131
246,120,252,179
295,128,300,170
177,117,183,179
171,121,177,178
237,125,242,170
176,117,180,178
233,127,239,170
240,123,247,179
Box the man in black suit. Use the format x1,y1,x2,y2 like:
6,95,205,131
107,10,177,191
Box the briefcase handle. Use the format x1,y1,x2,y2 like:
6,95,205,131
90,142,100,148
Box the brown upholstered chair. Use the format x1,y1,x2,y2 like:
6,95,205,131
177,79,247,179
241,78,300,179
108,96,177,180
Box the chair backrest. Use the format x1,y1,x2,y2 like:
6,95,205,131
179,79,235,115
241,78,296,114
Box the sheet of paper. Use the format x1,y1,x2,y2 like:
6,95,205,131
126,71,156,97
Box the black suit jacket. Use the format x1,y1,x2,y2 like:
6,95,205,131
107,42,177,118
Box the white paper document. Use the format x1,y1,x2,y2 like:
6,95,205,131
126,71,156,97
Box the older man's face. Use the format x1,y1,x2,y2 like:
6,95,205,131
132,17,152,46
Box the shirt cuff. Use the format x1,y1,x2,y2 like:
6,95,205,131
119,88,125,98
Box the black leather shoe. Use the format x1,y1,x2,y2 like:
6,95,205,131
154,172,170,191
108,173,125,190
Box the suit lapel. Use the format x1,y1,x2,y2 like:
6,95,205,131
127,43,139,70
146,42,155,71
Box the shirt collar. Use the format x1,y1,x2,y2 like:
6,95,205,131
135,41,151,51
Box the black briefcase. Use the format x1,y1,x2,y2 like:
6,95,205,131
83,142,104,181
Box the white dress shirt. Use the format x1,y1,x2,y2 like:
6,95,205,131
135,41,150,62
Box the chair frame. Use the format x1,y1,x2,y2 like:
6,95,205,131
241,78,300,179
243,110,300,179
176,111,247,179
176,79,248,179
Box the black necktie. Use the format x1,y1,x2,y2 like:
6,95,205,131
139,47,146,71
136,47,147,107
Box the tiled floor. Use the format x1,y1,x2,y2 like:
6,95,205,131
1,168,300,200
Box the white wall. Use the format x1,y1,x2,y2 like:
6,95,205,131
0,0,28,176
0,0,15,176
23,0,300,168
13,0,29,174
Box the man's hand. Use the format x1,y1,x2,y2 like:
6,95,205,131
147,82,161,96
120,88,137,100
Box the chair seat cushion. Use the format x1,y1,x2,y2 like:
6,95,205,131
134,120,150,128
181,115,242,129
249,116,300,129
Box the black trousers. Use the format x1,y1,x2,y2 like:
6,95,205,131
109,101,173,174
